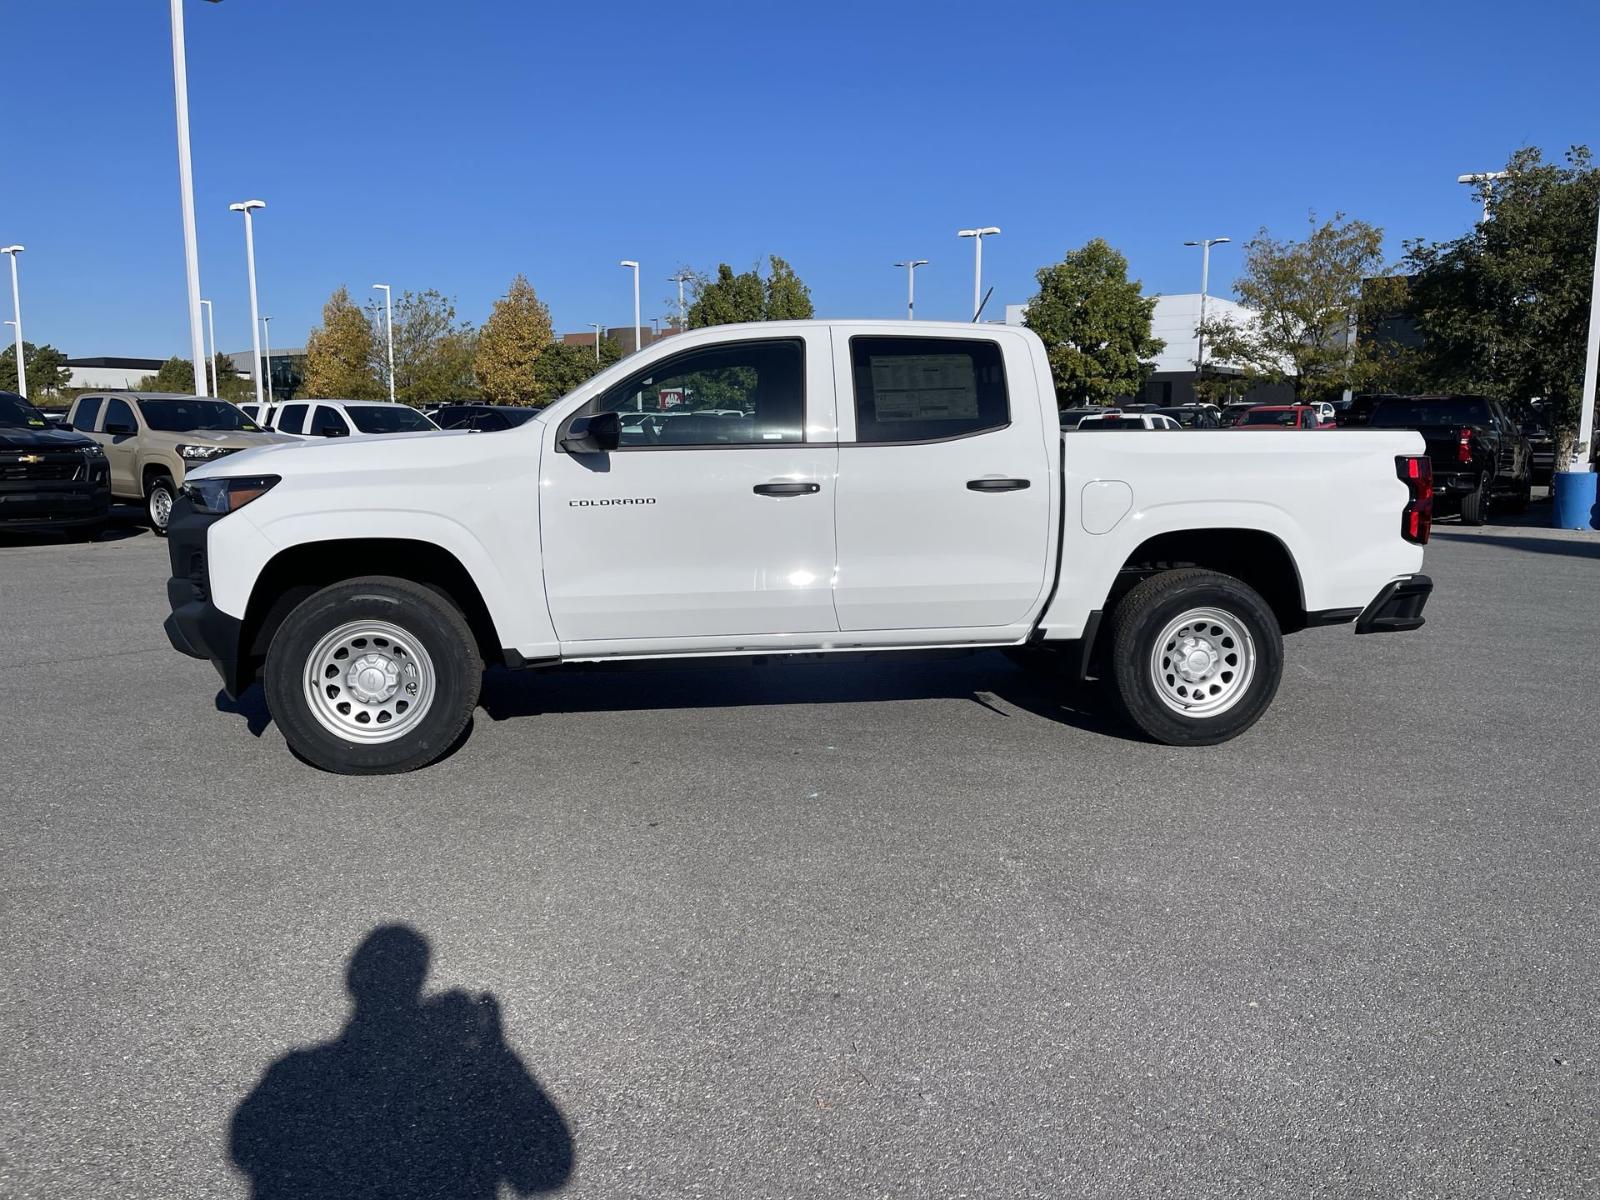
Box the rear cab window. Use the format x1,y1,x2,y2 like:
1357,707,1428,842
847,336,1008,443
277,404,308,434
1370,397,1493,428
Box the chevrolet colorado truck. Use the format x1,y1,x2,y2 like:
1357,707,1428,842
162,321,1435,774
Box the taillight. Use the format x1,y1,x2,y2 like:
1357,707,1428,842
1396,455,1433,544
1457,427,1472,463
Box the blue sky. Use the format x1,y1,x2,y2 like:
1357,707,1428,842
8,0,1596,358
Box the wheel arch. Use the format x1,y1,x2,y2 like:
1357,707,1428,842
1106,527,1308,633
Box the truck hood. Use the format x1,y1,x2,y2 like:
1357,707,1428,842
186,427,486,480
151,429,292,450
0,424,97,450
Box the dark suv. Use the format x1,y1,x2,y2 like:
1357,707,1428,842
0,391,111,532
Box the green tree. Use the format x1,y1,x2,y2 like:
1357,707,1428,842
687,256,813,327
370,289,479,405
474,274,554,404
531,337,624,404
304,286,383,399
1023,238,1164,405
138,356,199,392
1198,214,1390,402
1403,145,1600,463
0,342,72,400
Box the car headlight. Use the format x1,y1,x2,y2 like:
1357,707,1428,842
79,442,105,457
182,475,280,515
177,443,234,461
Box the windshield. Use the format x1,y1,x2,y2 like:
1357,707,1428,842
141,399,261,433
1077,416,1146,430
0,392,48,429
1241,408,1303,427
1370,397,1492,428
345,405,437,434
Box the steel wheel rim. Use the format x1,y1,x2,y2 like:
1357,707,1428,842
150,486,173,528
1148,606,1256,718
302,619,436,743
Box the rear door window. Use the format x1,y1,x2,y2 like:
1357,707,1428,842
848,337,1008,444
277,403,308,434
72,396,103,432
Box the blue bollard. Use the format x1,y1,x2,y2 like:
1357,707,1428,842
1550,469,1599,530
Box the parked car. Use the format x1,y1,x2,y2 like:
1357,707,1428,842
1219,403,1258,427
1075,412,1182,430
1060,406,1116,429
0,390,110,532
430,404,542,432
66,392,291,533
1337,393,1398,428
1310,401,1337,427
1156,406,1220,429
263,399,440,440
1368,394,1532,524
1232,406,1326,431
163,320,1434,774
1520,417,1555,484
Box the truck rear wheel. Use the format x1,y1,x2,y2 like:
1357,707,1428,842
1458,478,1488,525
1107,568,1282,746
264,576,483,774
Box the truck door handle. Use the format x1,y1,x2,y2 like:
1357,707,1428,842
753,481,821,497
966,478,1031,492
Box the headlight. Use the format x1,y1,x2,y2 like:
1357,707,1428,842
79,443,105,457
183,475,280,515
177,443,234,461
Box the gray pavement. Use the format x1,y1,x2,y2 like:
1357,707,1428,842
2,508,1597,1198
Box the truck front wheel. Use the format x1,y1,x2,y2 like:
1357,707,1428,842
264,576,483,774
1107,569,1283,746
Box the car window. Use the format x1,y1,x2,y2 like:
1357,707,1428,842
345,405,435,434
277,403,308,434
0,392,49,428
1370,397,1493,428
240,404,259,422
1077,416,1147,430
849,336,1007,444
103,398,137,433
432,406,475,430
1241,409,1300,427
140,399,260,432
311,406,350,437
476,411,509,431
585,338,805,447
71,396,104,432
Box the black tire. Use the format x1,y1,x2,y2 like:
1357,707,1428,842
1458,477,1488,525
1106,568,1283,746
264,576,483,774
146,474,177,537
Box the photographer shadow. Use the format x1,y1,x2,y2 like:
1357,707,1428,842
230,925,573,1198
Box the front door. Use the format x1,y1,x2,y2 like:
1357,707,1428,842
830,330,1054,632
98,396,141,497
539,333,839,645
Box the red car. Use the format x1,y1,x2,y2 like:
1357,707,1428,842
1231,405,1329,430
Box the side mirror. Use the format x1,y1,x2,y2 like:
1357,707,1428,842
560,411,621,453
322,426,348,438
105,421,135,436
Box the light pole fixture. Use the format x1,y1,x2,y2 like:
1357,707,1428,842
587,322,604,362
169,0,223,396
229,199,266,404
1183,237,1231,382
620,260,641,353
260,316,274,403
200,298,219,396
893,259,929,320
371,283,395,402
1457,171,1510,224
957,228,1000,321
669,269,694,331
1,245,25,398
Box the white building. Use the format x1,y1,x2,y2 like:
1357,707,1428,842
65,356,166,390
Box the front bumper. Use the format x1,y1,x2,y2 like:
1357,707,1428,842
0,478,111,528
161,497,248,696
1355,574,1433,634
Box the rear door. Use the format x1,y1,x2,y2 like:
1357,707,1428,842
830,330,1053,631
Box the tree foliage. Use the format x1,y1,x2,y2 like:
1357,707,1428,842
531,337,624,405
687,256,814,327
0,341,72,399
1023,239,1164,404
369,289,478,405
138,357,199,392
1199,214,1392,401
474,274,554,404
1402,145,1599,461
304,286,384,400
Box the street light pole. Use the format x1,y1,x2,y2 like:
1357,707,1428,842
587,322,603,362
893,259,929,320
620,260,640,353
1183,237,1231,384
1571,193,1600,474
200,298,218,395
2,246,25,397
260,316,274,403
371,283,395,403
669,270,693,331
957,228,1000,321
1457,171,1509,224
229,200,266,405
169,0,216,397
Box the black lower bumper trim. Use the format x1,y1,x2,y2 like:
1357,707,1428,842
162,497,246,695
1355,574,1433,634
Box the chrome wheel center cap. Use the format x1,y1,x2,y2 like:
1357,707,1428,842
346,653,401,704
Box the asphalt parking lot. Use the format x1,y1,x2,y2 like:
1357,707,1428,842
2,508,1597,1199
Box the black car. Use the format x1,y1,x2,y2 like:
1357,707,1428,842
0,390,111,531
430,404,541,432
1156,406,1220,428
1520,417,1555,484
1368,394,1532,524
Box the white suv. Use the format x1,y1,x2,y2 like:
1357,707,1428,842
257,399,440,440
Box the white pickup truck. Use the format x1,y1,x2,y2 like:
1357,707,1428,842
163,320,1434,774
